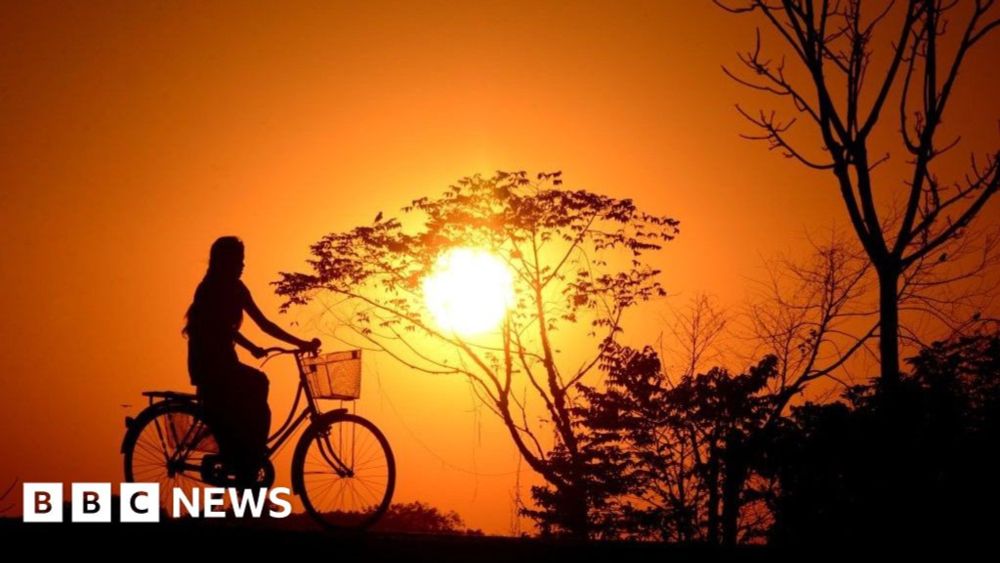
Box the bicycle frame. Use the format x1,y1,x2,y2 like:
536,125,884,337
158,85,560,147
262,349,353,475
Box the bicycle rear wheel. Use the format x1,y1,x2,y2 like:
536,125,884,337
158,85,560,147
292,413,396,530
122,402,218,511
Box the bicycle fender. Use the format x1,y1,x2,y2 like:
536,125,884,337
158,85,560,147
120,416,136,453
289,409,350,494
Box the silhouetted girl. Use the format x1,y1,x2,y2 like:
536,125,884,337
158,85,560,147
183,236,319,484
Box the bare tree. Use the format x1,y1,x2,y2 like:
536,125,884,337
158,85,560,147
719,0,1000,385
746,230,877,395
727,234,876,544
661,234,873,544
661,294,730,379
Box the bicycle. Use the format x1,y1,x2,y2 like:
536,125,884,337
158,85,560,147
120,347,396,530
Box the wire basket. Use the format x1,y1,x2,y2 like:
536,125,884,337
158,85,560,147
301,350,362,400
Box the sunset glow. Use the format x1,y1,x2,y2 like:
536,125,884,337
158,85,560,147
3,0,1000,541
422,247,515,336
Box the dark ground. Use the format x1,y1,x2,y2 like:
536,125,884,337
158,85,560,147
0,518,780,561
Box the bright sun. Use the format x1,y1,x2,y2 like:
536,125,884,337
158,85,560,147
423,247,515,336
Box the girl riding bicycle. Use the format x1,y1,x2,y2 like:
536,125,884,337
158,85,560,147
182,235,319,485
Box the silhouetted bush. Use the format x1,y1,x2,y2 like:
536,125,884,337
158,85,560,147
371,501,483,535
766,331,1000,547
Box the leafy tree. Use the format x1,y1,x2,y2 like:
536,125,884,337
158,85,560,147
576,345,781,545
274,171,679,537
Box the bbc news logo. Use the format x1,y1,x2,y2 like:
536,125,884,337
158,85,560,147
22,483,292,522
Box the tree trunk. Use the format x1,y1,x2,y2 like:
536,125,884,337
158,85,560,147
721,436,747,546
563,482,590,539
878,267,901,386
706,447,720,545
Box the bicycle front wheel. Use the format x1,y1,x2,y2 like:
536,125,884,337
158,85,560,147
292,413,395,530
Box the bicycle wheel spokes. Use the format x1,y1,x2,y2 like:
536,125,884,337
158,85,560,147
296,415,395,530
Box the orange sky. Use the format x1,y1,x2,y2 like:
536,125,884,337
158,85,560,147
2,1,999,534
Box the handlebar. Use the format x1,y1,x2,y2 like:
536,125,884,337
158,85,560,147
259,346,320,366
262,346,305,355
